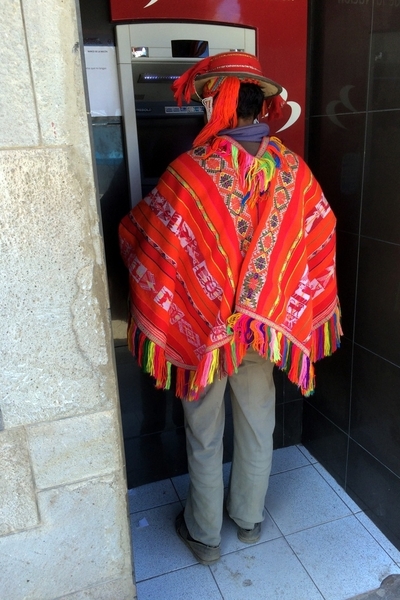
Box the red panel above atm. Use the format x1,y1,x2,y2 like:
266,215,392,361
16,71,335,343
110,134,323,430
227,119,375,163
109,0,308,155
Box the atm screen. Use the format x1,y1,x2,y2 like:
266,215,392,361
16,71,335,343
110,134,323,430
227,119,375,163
171,40,209,58
136,115,205,194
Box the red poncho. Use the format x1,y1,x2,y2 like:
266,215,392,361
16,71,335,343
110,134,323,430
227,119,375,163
119,136,342,400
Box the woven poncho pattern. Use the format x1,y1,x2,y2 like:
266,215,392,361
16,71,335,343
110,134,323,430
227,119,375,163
119,136,342,400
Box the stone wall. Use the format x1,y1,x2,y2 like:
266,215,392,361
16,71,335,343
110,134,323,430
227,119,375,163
0,0,136,598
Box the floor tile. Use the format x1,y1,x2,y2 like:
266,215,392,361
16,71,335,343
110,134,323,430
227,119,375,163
287,515,399,600
355,512,400,566
129,454,400,600
130,501,194,581
128,479,180,514
313,462,363,514
270,445,311,475
211,537,324,600
136,564,223,600
266,465,351,535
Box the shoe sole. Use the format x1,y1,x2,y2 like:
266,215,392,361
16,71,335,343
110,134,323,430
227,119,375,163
176,513,220,566
237,531,261,544
237,523,262,544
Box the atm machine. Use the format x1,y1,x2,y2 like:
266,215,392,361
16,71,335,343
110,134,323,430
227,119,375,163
115,23,256,206
111,0,309,212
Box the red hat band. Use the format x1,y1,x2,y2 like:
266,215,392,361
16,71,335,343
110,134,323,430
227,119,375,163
171,51,283,107
203,52,264,78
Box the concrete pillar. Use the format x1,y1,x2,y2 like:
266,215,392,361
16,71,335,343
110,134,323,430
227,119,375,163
0,0,136,598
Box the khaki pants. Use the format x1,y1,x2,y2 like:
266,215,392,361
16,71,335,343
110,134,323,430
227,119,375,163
182,350,276,547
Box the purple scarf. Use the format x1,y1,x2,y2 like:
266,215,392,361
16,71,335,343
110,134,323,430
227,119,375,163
218,122,270,142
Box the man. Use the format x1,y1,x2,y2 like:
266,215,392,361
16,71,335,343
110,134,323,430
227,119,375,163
119,52,341,565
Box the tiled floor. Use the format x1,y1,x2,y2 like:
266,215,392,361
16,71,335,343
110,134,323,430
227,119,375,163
128,445,400,600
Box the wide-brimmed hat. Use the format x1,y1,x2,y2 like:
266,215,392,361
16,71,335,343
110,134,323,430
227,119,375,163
172,51,282,106
193,52,282,99
171,51,285,147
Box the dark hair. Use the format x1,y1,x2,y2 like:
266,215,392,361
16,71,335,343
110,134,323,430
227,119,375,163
237,83,265,120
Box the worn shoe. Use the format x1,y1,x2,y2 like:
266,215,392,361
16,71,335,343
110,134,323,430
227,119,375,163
237,522,262,544
175,511,220,566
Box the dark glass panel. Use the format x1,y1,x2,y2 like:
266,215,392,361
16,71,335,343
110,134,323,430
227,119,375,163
306,337,352,432
361,110,400,245
355,236,400,365
308,114,365,235
308,0,372,116
351,345,400,478
302,402,348,488
336,231,358,340
369,2,400,111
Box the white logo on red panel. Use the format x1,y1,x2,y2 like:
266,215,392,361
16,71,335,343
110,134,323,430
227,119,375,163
276,88,302,133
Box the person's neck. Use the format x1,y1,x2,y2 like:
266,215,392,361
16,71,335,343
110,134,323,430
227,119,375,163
239,141,263,156
237,117,254,128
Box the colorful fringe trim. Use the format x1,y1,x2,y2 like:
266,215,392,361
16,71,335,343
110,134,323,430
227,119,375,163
204,137,278,209
127,307,342,402
230,143,277,208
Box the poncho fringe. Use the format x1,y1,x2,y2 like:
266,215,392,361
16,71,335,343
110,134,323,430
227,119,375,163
127,305,342,401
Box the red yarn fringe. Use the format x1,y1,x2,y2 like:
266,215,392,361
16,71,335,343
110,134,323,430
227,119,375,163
171,56,213,105
127,307,342,401
193,78,240,146
264,95,285,122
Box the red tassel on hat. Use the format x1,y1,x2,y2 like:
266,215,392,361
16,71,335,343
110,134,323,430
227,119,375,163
171,56,213,105
264,95,285,122
193,77,241,146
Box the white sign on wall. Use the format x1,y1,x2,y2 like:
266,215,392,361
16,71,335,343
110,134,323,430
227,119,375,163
84,46,121,117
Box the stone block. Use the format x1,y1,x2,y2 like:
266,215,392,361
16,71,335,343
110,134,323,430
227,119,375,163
0,148,115,428
0,428,40,535
27,411,122,489
0,475,133,600
22,0,91,150
0,0,39,146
